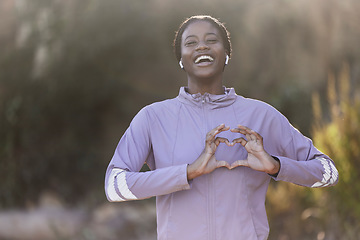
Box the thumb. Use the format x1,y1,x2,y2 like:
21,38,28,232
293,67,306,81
216,160,230,169
232,137,247,147
230,160,249,169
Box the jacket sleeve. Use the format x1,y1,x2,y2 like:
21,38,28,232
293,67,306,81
270,112,339,188
104,107,191,202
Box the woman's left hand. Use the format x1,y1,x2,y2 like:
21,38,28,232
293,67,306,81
230,125,280,175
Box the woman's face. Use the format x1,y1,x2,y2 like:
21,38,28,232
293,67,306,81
180,20,227,80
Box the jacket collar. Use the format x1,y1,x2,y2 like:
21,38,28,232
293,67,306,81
177,86,237,109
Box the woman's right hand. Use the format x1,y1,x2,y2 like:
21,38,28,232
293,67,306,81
187,124,231,180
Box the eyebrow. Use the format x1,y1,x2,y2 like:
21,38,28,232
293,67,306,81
184,33,218,40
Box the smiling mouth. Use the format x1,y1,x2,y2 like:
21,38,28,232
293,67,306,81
194,55,214,64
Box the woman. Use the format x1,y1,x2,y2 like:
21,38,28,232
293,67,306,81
105,15,338,240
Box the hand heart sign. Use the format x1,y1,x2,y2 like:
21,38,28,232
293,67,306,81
186,124,280,180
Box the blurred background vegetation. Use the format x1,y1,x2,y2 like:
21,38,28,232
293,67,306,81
0,0,359,239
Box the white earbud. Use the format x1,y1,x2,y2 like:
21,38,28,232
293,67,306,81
225,55,229,65
179,59,184,69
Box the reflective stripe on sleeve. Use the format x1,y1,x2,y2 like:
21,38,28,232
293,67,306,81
311,157,338,188
106,168,138,201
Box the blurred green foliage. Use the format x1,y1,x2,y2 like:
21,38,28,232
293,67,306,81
311,64,360,238
267,64,360,240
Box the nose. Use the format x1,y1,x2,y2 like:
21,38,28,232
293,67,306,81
196,41,210,51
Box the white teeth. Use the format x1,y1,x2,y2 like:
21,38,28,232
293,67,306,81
195,55,214,64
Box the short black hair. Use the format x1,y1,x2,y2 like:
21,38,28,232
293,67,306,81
173,15,232,62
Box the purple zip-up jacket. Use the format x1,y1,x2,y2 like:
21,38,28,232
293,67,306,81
105,87,338,240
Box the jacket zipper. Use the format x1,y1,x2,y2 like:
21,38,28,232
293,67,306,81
201,95,216,240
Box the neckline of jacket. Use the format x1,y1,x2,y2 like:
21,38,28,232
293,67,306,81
177,86,238,109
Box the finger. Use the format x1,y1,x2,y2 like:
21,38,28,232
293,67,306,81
231,125,250,135
230,127,246,134
215,137,231,146
249,129,263,143
231,137,247,147
216,160,230,169
233,125,261,142
216,124,230,134
230,160,249,169
207,124,229,141
238,125,257,134
206,124,225,141
245,133,256,141
237,125,251,131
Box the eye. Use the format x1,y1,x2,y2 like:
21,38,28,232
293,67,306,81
185,40,197,46
207,38,218,44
